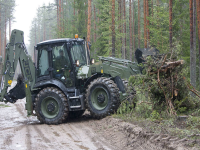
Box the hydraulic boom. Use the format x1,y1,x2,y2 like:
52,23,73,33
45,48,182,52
0,30,35,115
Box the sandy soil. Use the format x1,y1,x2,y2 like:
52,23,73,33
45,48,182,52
0,99,195,150
0,83,196,150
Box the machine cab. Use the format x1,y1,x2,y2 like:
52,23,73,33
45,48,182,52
35,38,89,88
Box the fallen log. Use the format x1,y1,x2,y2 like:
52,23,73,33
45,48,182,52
149,60,184,75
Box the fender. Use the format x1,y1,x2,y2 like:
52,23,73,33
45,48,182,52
84,73,100,88
33,79,75,96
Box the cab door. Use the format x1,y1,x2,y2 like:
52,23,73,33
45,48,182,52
36,45,50,82
51,43,75,88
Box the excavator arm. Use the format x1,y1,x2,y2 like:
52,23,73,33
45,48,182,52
0,29,35,115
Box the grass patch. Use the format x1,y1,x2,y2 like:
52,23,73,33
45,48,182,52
0,104,10,107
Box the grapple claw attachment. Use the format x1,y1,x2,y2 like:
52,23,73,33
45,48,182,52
4,74,26,103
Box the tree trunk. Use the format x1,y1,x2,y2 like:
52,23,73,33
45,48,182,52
35,22,37,46
123,0,126,59
73,0,75,31
190,0,195,88
156,0,160,47
0,5,1,57
169,0,173,49
59,0,62,36
129,0,132,61
151,0,153,17
193,0,197,88
119,0,123,57
138,0,140,48
94,5,97,56
87,0,92,53
132,0,135,61
196,0,200,89
9,17,11,39
61,0,64,34
146,0,150,48
43,19,46,41
144,0,147,48
111,0,115,57
4,9,7,60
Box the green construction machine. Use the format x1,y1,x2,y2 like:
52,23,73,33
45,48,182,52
0,29,140,124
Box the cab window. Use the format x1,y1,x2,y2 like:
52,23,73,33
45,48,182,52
37,46,49,77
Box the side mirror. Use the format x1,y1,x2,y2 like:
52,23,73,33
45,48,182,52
74,60,80,67
90,58,95,64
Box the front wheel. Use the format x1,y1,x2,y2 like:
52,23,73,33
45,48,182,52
86,77,120,119
35,87,69,124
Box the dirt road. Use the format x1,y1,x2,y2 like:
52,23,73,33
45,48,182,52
0,82,193,150
0,99,193,150
0,99,116,150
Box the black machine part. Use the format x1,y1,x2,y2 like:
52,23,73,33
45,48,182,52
4,74,26,103
135,48,159,73
114,76,126,93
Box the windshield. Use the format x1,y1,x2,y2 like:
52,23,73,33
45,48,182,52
70,42,87,66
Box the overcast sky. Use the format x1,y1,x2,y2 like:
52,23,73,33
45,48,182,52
12,0,54,45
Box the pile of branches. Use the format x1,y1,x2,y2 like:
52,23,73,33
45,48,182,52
130,53,191,115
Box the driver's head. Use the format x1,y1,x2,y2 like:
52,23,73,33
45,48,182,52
59,49,64,56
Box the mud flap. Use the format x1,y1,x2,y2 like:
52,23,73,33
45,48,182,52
4,75,26,103
114,76,126,93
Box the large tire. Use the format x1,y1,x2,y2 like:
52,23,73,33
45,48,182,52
35,87,69,124
68,110,85,119
86,77,120,119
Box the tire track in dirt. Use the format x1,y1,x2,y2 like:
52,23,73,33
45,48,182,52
59,123,99,150
3,135,12,147
76,122,115,150
32,125,51,143
26,126,32,150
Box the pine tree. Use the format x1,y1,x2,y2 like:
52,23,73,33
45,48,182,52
87,0,92,53
190,0,196,88
138,0,140,48
111,0,115,57
169,0,173,49
196,0,200,88
129,0,132,61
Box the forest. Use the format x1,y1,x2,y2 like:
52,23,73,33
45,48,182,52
0,0,199,90
26,0,199,91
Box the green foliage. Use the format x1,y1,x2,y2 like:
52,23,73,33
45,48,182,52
135,103,152,119
129,41,196,115
73,0,87,38
186,116,200,130
94,0,112,57
150,110,161,121
117,101,133,115
0,104,10,107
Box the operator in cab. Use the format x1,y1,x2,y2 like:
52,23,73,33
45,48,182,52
54,49,70,79
55,49,68,70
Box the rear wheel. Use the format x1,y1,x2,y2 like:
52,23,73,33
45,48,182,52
86,77,120,119
35,87,68,124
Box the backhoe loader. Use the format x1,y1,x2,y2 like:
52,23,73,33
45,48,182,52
0,29,140,124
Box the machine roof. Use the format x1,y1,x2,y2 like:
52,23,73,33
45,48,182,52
37,38,84,46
